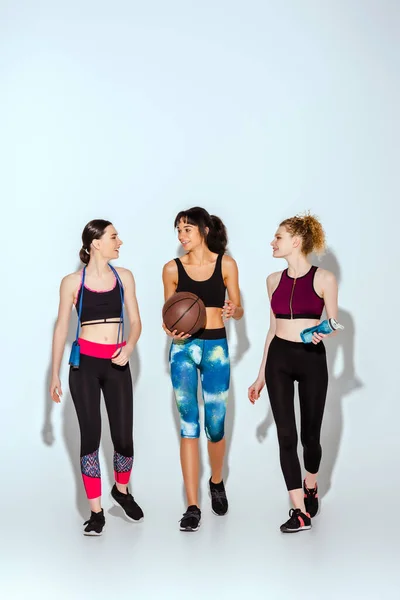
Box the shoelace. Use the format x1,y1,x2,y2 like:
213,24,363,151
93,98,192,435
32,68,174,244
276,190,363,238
83,513,103,527
286,508,302,526
180,509,201,524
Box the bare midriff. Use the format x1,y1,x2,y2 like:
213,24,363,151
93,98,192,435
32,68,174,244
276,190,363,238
275,317,320,343
203,307,224,330
79,320,122,344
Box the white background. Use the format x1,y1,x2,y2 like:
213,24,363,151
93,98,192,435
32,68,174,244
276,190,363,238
1,1,399,598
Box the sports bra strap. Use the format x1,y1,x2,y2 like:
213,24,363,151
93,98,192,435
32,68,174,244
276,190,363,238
174,257,186,275
74,267,86,344
108,264,125,347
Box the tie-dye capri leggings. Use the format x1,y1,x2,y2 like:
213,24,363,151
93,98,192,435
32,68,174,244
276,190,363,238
169,329,230,443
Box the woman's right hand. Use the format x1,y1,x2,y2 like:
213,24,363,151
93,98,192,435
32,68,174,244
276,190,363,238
248,378,265,404
162,322,191,341
50,376,63,403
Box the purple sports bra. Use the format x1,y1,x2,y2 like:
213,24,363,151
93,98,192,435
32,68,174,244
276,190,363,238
270,266,324,320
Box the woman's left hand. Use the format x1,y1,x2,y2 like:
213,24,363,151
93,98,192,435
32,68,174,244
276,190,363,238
111,345,133,366
222,300,237,320
311,332,326,345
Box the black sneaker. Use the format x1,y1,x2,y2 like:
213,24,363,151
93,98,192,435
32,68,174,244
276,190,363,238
110,484,144,522
280,508,311,533
83,509,105,536
180,505,201,532
304,479,319,518
209,478,228,516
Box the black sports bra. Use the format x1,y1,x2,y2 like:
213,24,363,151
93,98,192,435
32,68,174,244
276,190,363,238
174,254,226,308
75,275,122,324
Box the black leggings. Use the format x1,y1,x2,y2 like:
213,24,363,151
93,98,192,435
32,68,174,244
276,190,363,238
69,354,133,499
265,336,328,491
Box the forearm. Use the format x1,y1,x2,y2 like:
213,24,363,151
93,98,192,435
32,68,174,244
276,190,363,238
51,325,68,377
125,321,142,351
233,306,244,320
257,328,275,381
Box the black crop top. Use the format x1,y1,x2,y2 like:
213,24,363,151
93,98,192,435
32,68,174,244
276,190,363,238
75,275,122,323
175,254,226,308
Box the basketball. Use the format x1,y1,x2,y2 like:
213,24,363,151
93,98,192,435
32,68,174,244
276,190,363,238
162,292,206,335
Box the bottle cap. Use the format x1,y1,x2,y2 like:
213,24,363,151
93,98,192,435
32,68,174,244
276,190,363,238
330,318,344,330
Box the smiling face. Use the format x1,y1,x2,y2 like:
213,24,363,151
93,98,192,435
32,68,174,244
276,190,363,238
270,225,301,258
176,218,207,252
92,224,123,260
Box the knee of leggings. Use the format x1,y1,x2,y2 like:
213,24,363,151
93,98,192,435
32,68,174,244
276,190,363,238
205,424,225,443
181,420,200,439
301,433,320,450
277,429,297,452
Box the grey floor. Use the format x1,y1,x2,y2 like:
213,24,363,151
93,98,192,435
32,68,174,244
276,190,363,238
3,298,398,599
3,411,399,600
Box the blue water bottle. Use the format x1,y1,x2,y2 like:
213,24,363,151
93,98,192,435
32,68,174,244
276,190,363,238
300,318,344,343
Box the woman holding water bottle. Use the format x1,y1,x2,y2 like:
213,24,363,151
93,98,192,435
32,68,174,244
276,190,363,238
248,213,342,533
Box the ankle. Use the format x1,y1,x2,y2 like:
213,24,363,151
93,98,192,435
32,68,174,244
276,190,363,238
115,483,128,494
305,478,317,490
210,476,223,485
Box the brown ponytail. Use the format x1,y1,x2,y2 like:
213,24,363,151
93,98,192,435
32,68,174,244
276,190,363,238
79,246,90,264
79,219,112,264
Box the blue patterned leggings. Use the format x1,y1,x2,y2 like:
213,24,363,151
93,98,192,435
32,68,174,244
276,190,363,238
169,336,230,442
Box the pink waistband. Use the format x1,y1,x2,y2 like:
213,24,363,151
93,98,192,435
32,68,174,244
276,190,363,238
78,338,126,359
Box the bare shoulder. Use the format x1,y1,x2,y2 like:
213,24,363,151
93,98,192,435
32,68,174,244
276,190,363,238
114,266,131,275
162,259,178,276
315,267,336,285
60,270,82,301
114,266,135,283
267,270,283,288
221,254,238,273
221,254,236,266
61,270,82,290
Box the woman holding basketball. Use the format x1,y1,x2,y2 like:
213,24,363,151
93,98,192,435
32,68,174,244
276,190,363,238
50,219,143,535
162,207,243,532
248,213,339,533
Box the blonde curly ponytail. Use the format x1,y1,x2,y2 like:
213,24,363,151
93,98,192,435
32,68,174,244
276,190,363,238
280,211,326,255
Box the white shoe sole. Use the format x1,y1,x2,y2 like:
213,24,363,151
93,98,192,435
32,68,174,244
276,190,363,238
281,525,312,533
83,526,105,536
211,508,229,516
180,522,201,532
110,493,144,523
